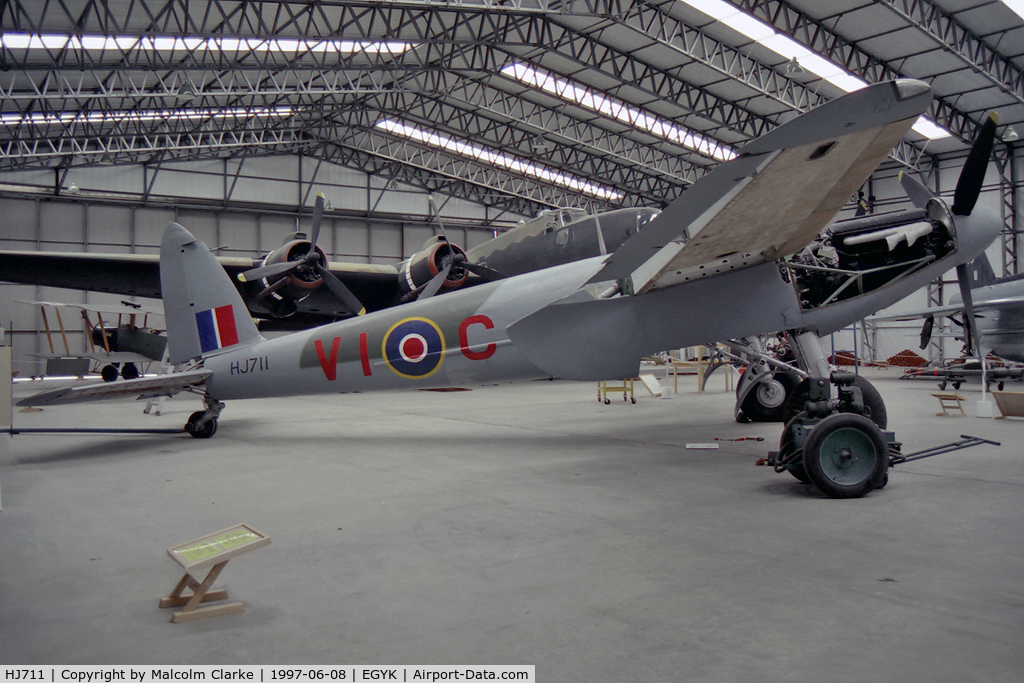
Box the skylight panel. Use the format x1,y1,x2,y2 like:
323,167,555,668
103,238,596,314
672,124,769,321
375,119,623,201
1,106,294,127
1004,1,1024,22
0,32,412,56
679,0,950,140
501,63,736,162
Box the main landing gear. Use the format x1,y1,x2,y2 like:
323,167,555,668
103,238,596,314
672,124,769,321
770,372,891,498
184,397,225,439
763,331,892,498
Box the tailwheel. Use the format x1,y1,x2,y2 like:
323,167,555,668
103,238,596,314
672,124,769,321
803,413,888,498
185,410,218,439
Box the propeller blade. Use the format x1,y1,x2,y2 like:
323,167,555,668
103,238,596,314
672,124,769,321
951,112,998,216
417,262,453,301
427,193,457,260
919,314,934,350
314,264,366,316
460,258,505,282
956,263,980,357
306,193,326,260
898,171,935,210
238,259,301,283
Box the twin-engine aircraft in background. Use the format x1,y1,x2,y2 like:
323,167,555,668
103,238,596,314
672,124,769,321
17,80,1005,499
0,196,657,329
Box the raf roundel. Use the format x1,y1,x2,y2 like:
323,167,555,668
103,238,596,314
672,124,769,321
382,317,446,379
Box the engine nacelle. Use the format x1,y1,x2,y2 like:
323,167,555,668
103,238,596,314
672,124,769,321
399,236,469,296
251,236,328,317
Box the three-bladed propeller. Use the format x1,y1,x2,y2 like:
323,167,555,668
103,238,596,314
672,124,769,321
900,112,998,355
414,195,504,302
239,194,365,315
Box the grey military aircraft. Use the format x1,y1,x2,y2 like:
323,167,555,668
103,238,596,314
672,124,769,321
18,79,1004,499
873,253,1024,363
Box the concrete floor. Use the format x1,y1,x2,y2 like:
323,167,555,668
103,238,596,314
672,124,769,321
1,367,1021,681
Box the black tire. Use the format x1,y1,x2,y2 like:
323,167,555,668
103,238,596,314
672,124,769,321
101,364,119,382
778,415,811,484
852,375,887,429
739,371,800,422
121,362,140,380
803,413,888,498
185,410,217,439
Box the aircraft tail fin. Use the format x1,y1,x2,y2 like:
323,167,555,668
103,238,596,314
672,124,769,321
160,223,263,364
968,253,997,289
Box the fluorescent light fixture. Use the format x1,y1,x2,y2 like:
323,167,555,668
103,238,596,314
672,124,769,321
1,105,294,127
501,62,736,162
376,119,623,201
0,32,412,56
681,0,950,139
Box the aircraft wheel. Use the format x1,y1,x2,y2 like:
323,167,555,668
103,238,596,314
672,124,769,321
185,411,217,439
802,413,888,498
998,381,1005,391
121,363,139,380
740,371,799,422
952,381,962,390
101,364,119,382
938,381,947,391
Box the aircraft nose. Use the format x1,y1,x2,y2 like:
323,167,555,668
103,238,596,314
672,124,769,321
957,207,1002,264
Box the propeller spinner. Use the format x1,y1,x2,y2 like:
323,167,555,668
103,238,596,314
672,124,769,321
899,112,999,356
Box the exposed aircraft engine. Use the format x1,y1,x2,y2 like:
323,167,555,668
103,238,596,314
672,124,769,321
249,235,329,317
399,236,469,297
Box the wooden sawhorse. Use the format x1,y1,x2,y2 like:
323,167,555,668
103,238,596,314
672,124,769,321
932,392,967,417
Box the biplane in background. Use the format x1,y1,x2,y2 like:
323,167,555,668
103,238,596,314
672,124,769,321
19,299,166,381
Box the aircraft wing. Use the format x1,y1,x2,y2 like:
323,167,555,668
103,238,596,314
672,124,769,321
15,369,212,407
588,79,932,294
0,249,400,324
17,298,166,317
871,278,1024,322
29,351,156,365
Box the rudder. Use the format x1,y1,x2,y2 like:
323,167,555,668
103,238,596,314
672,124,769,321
160,222,263,364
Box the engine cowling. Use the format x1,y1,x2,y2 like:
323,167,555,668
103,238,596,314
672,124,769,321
399,236,469,296
251,236,328,317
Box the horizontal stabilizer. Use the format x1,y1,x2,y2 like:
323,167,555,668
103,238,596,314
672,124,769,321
16,369,212,407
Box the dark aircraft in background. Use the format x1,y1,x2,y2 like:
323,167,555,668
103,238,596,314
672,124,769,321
0,200,657,329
